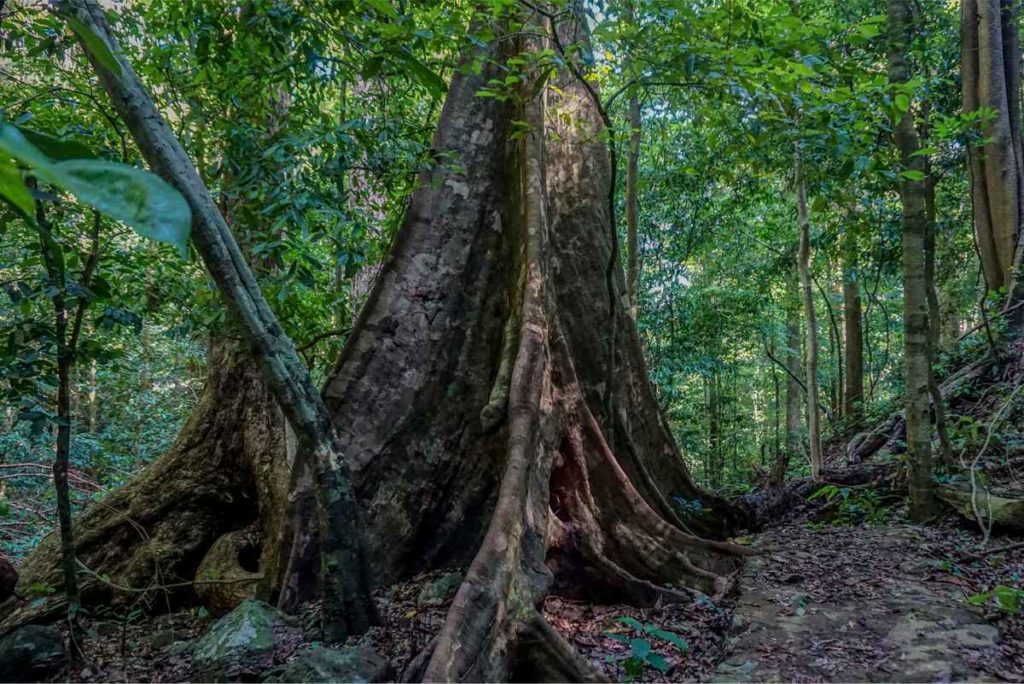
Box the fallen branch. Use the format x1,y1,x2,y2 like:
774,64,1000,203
76,559,263,594
960,539,1024,562
967,382,1023,547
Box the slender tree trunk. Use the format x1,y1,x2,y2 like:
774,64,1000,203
87,359,98,433
924,176,955,465
889,0,940,520
795,147,823,479
843,230,864,422
962,0,1024,317
34,208,81,622
708,370,723,487
784,266,801,474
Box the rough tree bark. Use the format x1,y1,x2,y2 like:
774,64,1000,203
324,7,750,678
889,0,941,521
11,4,752,677
795,147,823,479
3,339,291,629
962,0,1024,316
625,88,641,320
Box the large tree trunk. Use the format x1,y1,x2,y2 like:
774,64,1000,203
889,0,941,521
962,0,1024,312
323,9,750,679
3,339,291,629
13,5,751,677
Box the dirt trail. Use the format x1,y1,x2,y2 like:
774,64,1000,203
714,522,1016,682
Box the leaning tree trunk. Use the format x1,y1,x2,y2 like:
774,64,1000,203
321,9,750,680
2,339,291,629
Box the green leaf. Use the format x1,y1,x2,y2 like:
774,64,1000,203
17,127,95,161
66,15,122,77
0,157,35,218
646,652,671,673
899,169,926,182
362,55,384,80
649,627,689,652
362,0,399,19
0,125,191,258
630,638,651,660
396,51,446,97
894,93,911,114
617,616,645,630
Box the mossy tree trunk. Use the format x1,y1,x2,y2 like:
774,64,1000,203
889,0,941,521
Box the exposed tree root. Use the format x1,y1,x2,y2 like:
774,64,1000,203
6,7,755,680
415,15,749,678
3,340,290,630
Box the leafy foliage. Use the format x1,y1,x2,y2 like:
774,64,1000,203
605,616,689,680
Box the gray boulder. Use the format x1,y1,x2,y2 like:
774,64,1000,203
191,600,297,681
264,645,393,683
0,624,66,682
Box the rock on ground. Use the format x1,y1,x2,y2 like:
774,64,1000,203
714,524,1002,682
190,599,299,681
264,644,393,683
0,624,66,682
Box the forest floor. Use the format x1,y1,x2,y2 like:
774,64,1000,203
714,520,1024,682
47,512,1024,682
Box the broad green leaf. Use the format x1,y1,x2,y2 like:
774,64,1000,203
894,93,910,114
396,51,447,97
0,157,35,218
649,627,689,652
900,169,926,182
0,125,191,258
17,127,95,160
66,15,122,77
630,638,651,660
646,652,671,673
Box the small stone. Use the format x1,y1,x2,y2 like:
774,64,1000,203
264,644,394,683
416,572,462,606
0,624,66,682
150,628,178,650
